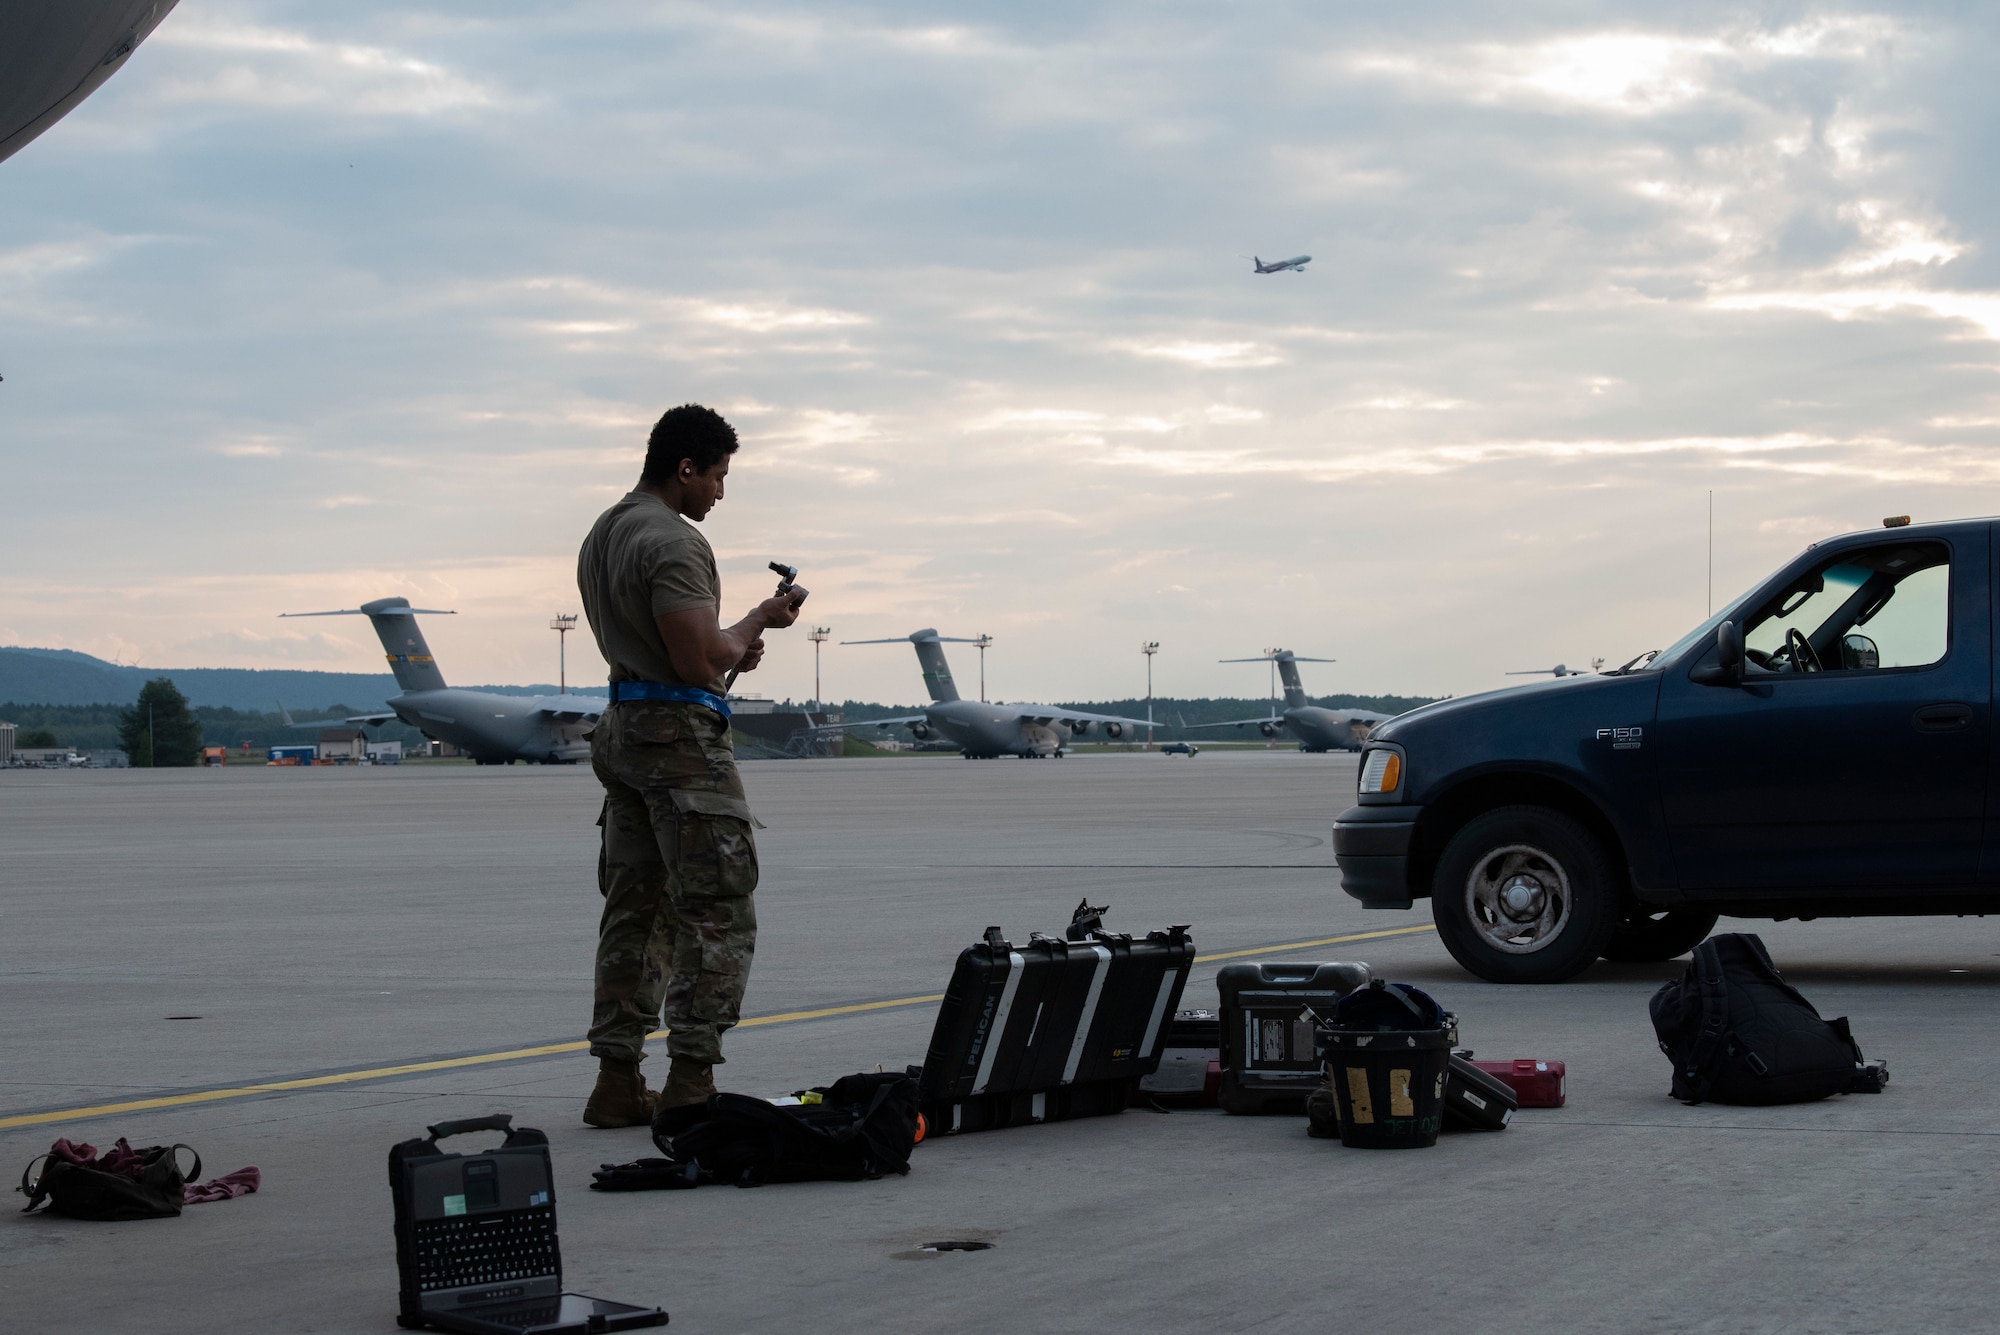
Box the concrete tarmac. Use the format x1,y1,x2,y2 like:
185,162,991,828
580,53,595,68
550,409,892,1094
4,753,1998,1334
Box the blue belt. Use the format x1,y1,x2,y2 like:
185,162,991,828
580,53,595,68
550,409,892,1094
608,681,731,719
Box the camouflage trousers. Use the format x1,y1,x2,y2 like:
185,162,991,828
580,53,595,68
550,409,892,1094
588,701,760,1066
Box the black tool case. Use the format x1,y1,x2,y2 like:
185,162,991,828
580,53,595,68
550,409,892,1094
1443,1055,1517,1130
1217,961,1372,1114
919,915,1196,1134
1136,1009,1222,1106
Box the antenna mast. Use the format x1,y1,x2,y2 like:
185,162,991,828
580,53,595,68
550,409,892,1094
974,634,993,702
1142,641,1159,749
807,626,831,708
549,615,577,694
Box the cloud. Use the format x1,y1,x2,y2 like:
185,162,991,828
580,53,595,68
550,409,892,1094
149,16,498,115
5,3,1999,705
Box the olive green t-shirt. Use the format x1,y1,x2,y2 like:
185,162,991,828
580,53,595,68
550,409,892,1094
577,491,723,692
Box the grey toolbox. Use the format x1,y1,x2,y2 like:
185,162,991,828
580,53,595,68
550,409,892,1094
1218,961,1371,1114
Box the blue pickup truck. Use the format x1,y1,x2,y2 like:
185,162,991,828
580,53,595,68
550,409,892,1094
1334,516,1985,983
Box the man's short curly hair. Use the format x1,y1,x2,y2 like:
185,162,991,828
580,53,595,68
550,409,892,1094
642,404,739,482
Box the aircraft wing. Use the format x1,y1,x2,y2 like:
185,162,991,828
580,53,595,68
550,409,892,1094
537,702,604,723
1180,715,1286,731
839,714,930,730
279,710,398,729
1012,707,1157,731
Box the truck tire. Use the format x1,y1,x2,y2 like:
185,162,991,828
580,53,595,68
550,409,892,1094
1600,908,1718,962
1431,805,1619,983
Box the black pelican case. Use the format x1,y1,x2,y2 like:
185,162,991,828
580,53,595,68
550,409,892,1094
1217,961,1373,1114
918,911,1195,1134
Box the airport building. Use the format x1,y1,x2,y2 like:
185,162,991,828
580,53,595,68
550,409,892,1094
0,720,12,766
316,728,368,763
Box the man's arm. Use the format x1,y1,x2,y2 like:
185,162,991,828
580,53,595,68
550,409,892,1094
656,592,804,686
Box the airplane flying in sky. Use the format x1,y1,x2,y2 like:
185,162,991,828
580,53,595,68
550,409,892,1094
1184,649,1387,752
841,629,1155,758
278,598,602,763
1248,255,1311,274
2,0,180,166
1506,659,1604,678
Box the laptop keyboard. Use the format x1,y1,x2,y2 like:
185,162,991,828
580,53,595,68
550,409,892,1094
412,1208,559,1291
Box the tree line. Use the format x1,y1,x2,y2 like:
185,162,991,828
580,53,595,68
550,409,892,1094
3,681,432,765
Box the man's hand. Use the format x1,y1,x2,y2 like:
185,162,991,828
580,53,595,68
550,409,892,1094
758,590,805,630
657,590,806,685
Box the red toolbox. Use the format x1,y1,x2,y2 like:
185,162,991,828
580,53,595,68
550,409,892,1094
1469,1059,1565,1107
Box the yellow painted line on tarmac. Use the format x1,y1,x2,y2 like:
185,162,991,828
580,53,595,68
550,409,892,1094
1196,923,1436,963
0,924,1437,1131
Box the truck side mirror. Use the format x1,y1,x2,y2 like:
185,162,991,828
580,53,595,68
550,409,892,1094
1692,620,1744,686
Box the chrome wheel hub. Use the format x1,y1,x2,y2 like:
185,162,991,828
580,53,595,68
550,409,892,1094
1465,844,1572,955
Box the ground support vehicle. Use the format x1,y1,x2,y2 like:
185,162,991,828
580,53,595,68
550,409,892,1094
1334,518,1993,983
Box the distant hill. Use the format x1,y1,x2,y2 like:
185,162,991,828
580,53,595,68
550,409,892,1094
0,647,592,712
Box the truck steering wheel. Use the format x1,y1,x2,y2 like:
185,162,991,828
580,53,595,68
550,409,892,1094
1785,627,1822,673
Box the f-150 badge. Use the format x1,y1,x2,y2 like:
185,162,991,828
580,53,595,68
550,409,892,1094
1596,727,1643,750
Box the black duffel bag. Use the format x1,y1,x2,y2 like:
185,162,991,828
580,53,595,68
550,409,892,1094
19,1140,199,1220
1650,933,1885,1106
593,1072,920,1191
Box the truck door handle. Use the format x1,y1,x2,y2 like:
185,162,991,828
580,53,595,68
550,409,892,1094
1912,703,1974,732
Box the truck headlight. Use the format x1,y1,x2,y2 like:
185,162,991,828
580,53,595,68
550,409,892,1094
1359,747,1402,796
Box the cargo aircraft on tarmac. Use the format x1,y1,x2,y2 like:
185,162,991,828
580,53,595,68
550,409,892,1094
1247,255,1311,274
840,629,1156,758
1183,649,1387,752
278,598,603,764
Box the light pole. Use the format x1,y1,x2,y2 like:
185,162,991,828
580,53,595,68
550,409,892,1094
549,615,577,694
974,634,993,702
1141,641,1159,749
807,626,831,709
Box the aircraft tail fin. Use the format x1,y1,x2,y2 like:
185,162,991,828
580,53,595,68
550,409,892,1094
279,597,454,693
909,630,961,703
1276,657,1309,709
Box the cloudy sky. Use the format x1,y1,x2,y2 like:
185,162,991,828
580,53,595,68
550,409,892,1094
5,2,1998,705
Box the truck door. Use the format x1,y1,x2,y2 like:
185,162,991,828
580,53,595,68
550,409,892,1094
1655,529,1990,893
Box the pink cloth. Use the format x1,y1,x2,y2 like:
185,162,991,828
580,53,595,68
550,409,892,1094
182,1166,260,1204
44,1137,148,1179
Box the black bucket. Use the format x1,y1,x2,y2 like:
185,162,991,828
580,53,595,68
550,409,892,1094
1316,979,1453,1149
1319,1026,1452,1148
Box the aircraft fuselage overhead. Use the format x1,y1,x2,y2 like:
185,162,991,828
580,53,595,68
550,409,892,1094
1250,255,1311,273
1,0,180,167
279,598,601,764
842,629,1155,758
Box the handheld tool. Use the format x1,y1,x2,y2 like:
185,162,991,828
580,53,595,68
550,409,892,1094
722,561,808,693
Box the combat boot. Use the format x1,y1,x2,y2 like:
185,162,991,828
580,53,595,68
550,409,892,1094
582,1057,656,1128
657,1057,717,1110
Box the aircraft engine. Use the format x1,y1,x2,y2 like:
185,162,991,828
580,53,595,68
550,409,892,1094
1259,721,1282,738
1103,722,1124,739
1069,720,1093,737
910,722,932,741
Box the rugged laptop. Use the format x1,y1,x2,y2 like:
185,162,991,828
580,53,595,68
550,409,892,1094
388,1115,666,1334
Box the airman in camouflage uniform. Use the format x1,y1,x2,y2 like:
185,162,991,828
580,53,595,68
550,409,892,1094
590,702,760,1069
577,404,801,1127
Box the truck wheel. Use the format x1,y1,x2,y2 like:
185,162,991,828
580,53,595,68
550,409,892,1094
1600,908,1718,962
1431,806,1619,983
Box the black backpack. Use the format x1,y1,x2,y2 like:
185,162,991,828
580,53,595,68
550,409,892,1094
1650,933,1883,1106
593,1073,920,1191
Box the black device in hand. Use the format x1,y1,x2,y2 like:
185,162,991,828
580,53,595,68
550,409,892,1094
768,561,808,606
722,562,807,693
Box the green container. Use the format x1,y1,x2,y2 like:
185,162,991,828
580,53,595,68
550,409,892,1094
1319,1025,1452,1149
